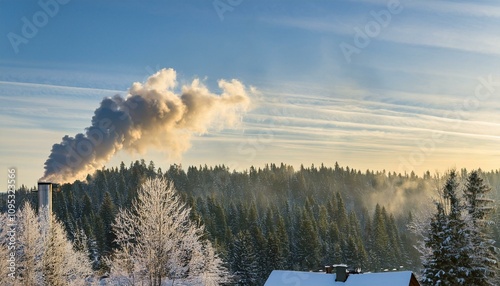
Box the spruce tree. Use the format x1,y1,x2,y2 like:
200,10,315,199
372,204,389,270
231,230,259,285
99,191,117,256
386,213,403,268
296,208,320,270
463,170,498,285
422,170,474,285
266,231,282,273
276,214,290,269
422,202,448,285
348,211,368,269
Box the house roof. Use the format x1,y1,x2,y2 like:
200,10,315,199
264,270,420,286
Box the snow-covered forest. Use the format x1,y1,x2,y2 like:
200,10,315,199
1,161,499,285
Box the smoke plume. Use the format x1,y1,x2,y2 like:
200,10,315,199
41,68,251,183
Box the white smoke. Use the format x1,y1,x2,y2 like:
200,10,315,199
41,68,251,183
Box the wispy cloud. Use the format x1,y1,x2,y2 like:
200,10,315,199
265,1,500,57
403,0,500,18
354,0,500,18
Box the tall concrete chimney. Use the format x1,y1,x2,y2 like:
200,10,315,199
37,182,54,228
37,182,53,214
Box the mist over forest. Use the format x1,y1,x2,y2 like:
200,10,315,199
3,160,499,284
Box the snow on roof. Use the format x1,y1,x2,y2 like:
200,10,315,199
264,270,415,286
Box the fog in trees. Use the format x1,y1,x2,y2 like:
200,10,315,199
1,161,499,285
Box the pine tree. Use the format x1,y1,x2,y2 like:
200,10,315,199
347,211,368,269
266,231,282,272
422,202,448,285
372,204,389,270
99,191,116,255
463,170,498,285
318,205,331,266
80,193,94,227
276,214,290,269
444,171,475,285
335,193,349,236
231,230,259,285
296,208,320,270
247,204,268,285
386,213,403,268
422,170,474,285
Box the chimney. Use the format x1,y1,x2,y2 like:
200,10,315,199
37,182,55,228
334,264,348,282
325,265,333,274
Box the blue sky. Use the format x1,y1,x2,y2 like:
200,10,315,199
1,0,500,190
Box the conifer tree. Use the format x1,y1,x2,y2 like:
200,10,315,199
248,206,268,284
296,208,320,270
422,170,474,285
386,213,403,268
231,230,259,285
81,193,93,220
318,205,331,266
463,170,498,285
372,204,389,270
347,211,368,268
422,202,448,285
335,193,349,235
266,231,282,272
99,191,116,255
276,214,290,269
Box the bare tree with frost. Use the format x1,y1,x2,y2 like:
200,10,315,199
41,208,93,286
16,202,44,285
0,212,13,285
109,177,229,286
0,203,92,286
